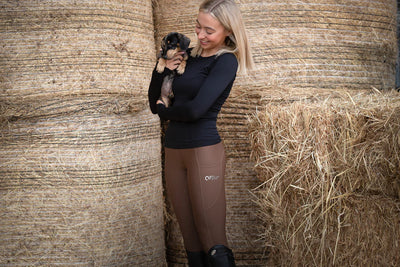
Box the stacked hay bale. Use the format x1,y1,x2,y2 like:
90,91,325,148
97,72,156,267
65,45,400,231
248,91,400,266
0,1,165,266
153,0,267,265
241,0,397,96
245,1,399,265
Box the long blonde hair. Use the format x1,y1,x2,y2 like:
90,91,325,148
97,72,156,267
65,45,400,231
191,0,255,75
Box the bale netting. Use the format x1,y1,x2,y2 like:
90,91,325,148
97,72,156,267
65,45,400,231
241,0,397,93
0,110,166,266
153,0,268,265
0,0,155,117
248,90,400,266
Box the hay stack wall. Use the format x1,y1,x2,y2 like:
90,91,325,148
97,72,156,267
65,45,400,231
154,0,397,265
153,0,267,265
248,92,400,266
0,1,165,266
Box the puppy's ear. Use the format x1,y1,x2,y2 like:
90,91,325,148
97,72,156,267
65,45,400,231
178,34,191,51
161,34,168,48
159,35,168,58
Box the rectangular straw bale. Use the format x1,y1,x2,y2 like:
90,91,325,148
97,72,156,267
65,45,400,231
250,90,400,198
248,90,400,266
255,189,400,266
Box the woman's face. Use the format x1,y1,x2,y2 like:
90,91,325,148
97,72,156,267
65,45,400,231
195,11,230,57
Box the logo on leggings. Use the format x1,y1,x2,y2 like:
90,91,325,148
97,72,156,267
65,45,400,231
205,175,219,181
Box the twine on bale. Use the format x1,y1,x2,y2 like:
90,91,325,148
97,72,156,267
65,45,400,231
0,94,145,127
248,90,400,266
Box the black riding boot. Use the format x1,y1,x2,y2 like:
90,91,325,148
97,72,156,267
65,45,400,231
187,250,209,267
207,245,236,267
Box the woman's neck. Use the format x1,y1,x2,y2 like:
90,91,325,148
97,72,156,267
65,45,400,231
201,50,217,57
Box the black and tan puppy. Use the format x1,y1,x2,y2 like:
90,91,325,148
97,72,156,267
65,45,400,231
156,32,190,107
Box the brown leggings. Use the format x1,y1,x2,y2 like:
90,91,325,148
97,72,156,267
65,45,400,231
165,142,228,252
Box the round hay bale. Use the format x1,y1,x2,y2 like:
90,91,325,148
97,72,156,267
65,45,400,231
0,111,165,266
154,1,267,265
241,0,397,94
0,0,155,117
0,1,165,265
248,90,400,266
153,0,199,49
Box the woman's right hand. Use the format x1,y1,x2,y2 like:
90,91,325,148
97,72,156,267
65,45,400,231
165,52,184,71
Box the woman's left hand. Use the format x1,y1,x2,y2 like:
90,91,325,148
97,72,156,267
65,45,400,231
165,52,184,71
157,99,165,105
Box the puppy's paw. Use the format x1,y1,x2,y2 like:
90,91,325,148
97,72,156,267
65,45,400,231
160,96,171,108
176,60,187,75
156,58,166,73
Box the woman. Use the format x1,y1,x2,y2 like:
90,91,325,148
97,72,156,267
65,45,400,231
148,0,254,266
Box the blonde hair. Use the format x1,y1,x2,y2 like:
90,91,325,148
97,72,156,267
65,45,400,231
191,0,255,75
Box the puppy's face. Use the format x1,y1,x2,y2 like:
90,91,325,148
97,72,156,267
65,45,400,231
160,32,190,59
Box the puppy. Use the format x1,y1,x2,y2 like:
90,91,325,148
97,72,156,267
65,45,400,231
156,32,190,107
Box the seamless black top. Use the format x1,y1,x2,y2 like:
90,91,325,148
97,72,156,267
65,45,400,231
148,50,238,149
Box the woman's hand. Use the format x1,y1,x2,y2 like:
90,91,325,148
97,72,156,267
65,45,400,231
165,52,185,71
156,99,165,105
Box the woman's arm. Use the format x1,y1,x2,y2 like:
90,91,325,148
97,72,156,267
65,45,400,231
148,67,172,114
148,52,184,114
157,53,238,121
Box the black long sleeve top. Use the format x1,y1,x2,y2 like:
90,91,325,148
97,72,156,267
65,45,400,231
148,51,238,149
